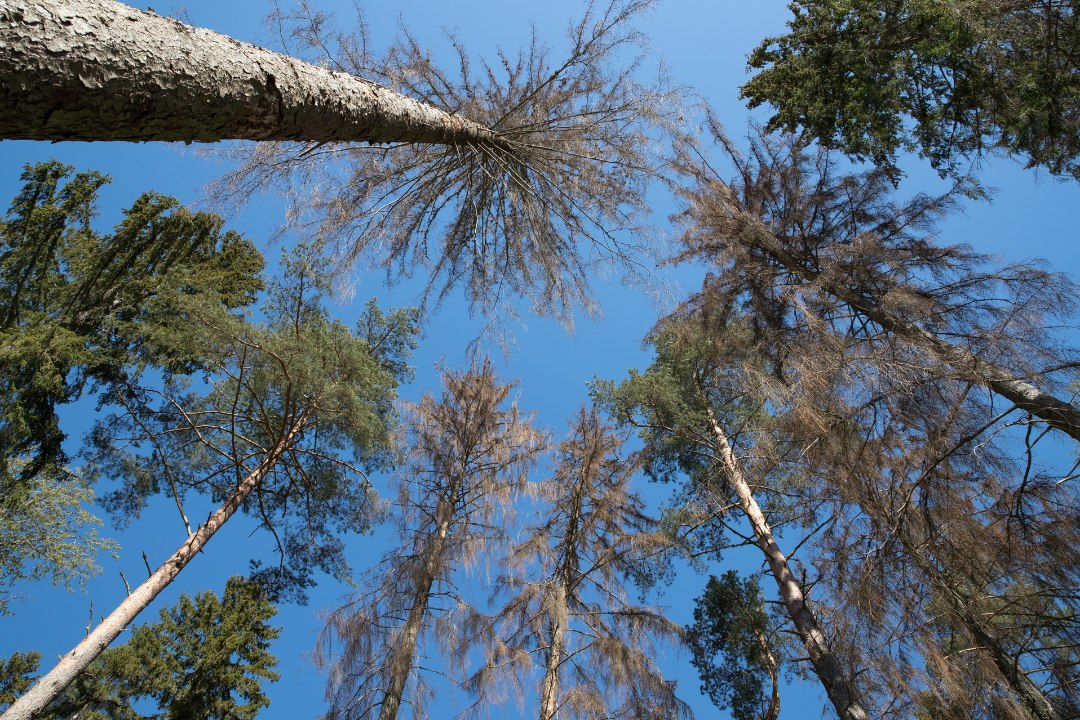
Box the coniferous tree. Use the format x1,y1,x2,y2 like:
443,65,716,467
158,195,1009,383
2,576,280,720
687,571,781,720
465,407,688,720
3,250,418,720
221,0,673,326
320,362,546,720
0,160,260,614
742,0,1080,180
601,313,871,720
658,122,1080,719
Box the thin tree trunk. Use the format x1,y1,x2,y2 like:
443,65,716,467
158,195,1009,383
1,420,304,720
377,496,454,720
0,0,505,147
740,225,1080,442
538,593,566,720
702,403,870,720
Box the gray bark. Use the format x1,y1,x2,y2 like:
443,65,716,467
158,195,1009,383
0,0,502,146
703,403,870,720
0,422,302,720
377,495,455,720
741,224,1080,442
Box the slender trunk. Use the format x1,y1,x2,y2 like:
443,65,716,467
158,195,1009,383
377,495,455,720
753,620,781,720
1,0,505,147
703,404,870,720
1,420,303,720
538,587,566,720
741,225,1080,441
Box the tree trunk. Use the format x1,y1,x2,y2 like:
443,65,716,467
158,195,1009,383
538,592,566,720
902,539,1067,720
703,404,870,720
740,224,1080,442
377,496,455,720
1,420,303,720
0,0,504,147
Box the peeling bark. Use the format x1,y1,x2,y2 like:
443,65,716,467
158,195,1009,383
0,0,502,146
702,402,870,720
1,420,304,720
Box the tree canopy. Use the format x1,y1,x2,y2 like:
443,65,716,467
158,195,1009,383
742,0,1080,180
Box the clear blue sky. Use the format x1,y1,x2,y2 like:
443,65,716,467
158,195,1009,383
2,1,1078,719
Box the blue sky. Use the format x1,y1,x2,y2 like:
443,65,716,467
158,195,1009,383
2,1,1079,719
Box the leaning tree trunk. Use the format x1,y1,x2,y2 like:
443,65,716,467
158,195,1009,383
0,0,505,147
739,223,1080,442
702,403,871,720
1,419,304,720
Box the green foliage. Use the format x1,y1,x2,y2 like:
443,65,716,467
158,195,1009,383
88,247,419,602
0,652,41,707
3,577,280,719
687,571,779,720
743,0,1080,179
0,160,264,487
0,463,117,615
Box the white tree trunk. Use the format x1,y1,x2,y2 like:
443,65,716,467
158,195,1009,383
1,422,302,720
704,405,870,720
0,0,501,146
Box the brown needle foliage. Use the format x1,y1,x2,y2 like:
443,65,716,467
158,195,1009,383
461,406,689,720
663,119,1080,719
216,0,676,328
317,362,547,720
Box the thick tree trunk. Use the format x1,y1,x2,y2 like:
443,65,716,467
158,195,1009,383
703,404,870,720
377,496,454,720
739,225,1080,442
0,0,502,146
1,421,303,720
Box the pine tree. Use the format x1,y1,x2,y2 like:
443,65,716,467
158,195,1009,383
2,249,418,720
2,576,280,720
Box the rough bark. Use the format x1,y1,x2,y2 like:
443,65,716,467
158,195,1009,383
742,225,1080,442
377,495,454,720
0,0,504,147
702,403,870,720
538,611,565,720
0,420,303,720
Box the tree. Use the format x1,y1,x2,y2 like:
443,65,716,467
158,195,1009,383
0,159,259,614
687,571,781,720
2,576,280,720
0,464,116,616
465,406,688,720
4,0,671,324
600,314,872,720
0,160,263,488
2,250,419,720
742,0,1080,180
2,0,502,145
665,122,1080,720
319,362,546,720
219,0,672,325
672,120,1080,442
